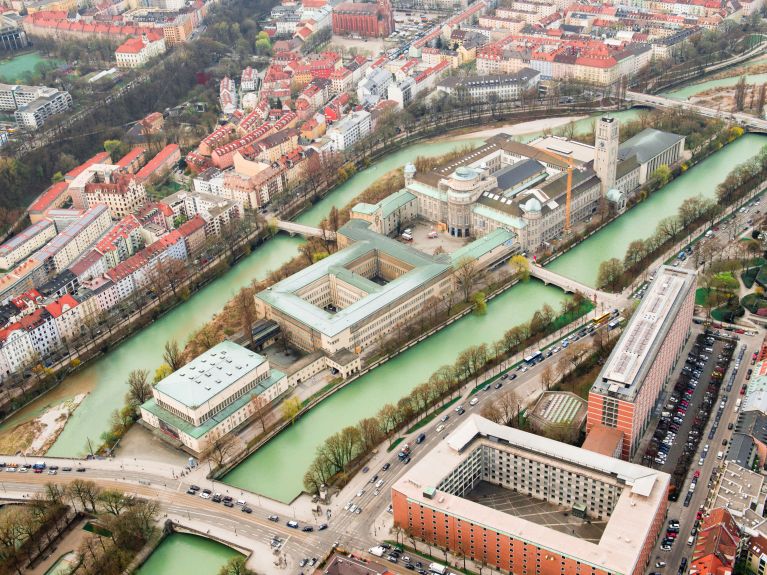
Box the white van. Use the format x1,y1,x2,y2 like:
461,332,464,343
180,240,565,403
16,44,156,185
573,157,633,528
375,479,384,488
687,535,695,546
717,451,724,460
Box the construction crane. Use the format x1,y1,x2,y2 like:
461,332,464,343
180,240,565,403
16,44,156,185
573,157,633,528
534,148,575,234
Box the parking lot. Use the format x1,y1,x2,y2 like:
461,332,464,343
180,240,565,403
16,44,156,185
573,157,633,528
642,332,735,498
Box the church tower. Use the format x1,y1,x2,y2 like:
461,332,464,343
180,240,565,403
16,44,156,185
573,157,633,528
594,116,619,195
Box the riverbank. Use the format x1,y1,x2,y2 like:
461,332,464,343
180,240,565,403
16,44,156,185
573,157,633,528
0,393,86,455
448,115,589,140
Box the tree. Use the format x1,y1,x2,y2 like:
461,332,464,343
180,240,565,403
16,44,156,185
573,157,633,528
203,427,237,467
153,363,173,384
656,215,682,244
126,369,151,408
509,255,530,281
471,291,487,315
480,402,503,423
69,479,101,513
98,490,134,516
249,394,269,433
454,256,479,302
734,75,747,111
596,258,624,292
281,395,301,424
541,365,554,390
162,339,183,371
235,288,257,346
218,556,256,575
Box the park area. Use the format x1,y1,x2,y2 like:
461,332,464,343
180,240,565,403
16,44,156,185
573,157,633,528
695,254,767,321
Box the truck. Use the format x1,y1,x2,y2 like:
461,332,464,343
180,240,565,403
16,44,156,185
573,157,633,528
369,546,386,557
430,563,448,575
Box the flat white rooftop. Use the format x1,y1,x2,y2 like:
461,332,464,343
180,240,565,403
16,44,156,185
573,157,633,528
394,415,670,575
592,265,696,400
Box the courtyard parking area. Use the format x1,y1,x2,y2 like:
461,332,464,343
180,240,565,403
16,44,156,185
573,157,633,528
465,481,607,543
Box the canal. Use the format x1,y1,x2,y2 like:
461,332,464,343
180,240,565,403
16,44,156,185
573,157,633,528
135,533,243,575
547,133,767,287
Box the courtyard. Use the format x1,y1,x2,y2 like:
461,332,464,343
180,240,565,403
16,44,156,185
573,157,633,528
465,481,607,544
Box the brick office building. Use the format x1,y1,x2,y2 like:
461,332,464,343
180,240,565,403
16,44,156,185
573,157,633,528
586,265,696,460
332,0,394,38
392,415,669,575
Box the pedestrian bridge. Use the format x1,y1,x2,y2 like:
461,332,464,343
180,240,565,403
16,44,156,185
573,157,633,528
529,264,624,308
274,220,336,240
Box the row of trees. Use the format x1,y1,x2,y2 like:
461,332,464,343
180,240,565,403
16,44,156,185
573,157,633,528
0,484,69,575
596,193,721,291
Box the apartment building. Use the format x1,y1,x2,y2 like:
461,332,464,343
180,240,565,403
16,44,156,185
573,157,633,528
5,85,72,129
34,205,113,276
587,265,696,459
83,177,148,219
437,68,540,101
392,415,669,575
327,109,371,151
140,341,289,454
0,219,56,270
0,327,35,377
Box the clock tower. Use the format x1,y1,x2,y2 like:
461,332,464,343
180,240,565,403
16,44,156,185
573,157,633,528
594,116,619,195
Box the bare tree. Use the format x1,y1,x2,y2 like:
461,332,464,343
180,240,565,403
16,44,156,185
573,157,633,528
126,369,151,408
163,339,184,371
453,256,479,302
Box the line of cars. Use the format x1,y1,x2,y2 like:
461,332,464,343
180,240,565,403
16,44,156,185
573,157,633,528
661,518,680,551
0,462,83,474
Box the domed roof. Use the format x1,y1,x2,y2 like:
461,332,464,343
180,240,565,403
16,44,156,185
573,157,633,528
523,197,542,212
606,188,623,202
404,162,416,175
454,167,477,180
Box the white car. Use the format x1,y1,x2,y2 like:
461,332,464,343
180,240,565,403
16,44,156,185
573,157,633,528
469,398,479,406
436,424,445,433
356,490,365,497
199,492,210,499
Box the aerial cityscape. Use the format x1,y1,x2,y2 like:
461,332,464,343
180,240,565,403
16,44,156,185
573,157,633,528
2,0,767,572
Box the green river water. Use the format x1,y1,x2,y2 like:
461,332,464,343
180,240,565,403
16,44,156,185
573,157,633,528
135,533,243,575
547,134,767,287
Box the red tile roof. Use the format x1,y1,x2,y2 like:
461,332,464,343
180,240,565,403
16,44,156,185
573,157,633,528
45,294,79,318
135,144,180,181
29,181,70,213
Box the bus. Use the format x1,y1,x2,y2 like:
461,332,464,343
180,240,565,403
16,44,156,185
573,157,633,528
524,351,543,365
592,312,611,326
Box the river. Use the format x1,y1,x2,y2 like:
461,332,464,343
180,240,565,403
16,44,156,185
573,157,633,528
135,533,243,575
660,53,767,101
547,134,767,287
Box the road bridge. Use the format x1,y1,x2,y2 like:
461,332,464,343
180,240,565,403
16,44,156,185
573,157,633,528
275,220,336,240
626,91,767,133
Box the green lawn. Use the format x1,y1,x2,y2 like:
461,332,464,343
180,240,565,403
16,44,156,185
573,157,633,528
695,288,712,306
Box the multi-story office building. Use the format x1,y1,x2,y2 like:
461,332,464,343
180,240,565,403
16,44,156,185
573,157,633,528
140,341,289,454
392,415,669,575
327,109,371,151
587,265,696,459
0,219,56,270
